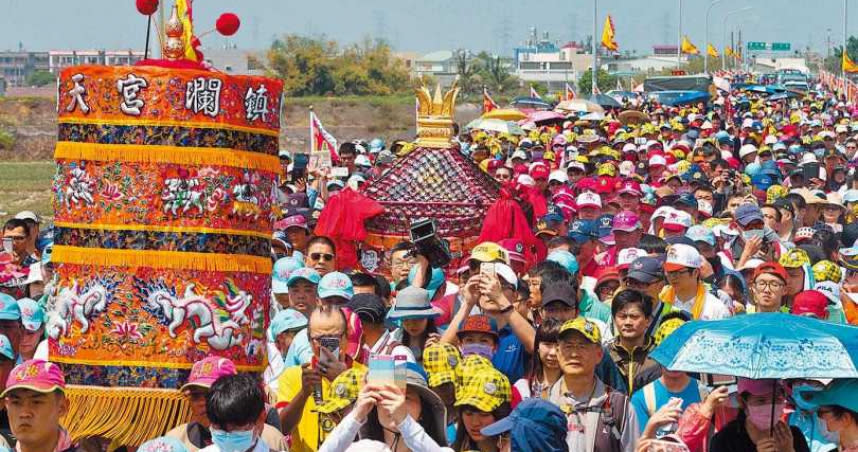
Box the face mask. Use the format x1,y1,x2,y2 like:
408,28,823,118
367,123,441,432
742,229,764,242
461,343,495,361
746,402,786,430
211,428,257,452
819,420,840,443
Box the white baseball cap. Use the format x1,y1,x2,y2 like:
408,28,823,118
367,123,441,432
739,144,758,159
741,118,754,129
664,244,703,271
576,192,602,209
511,150,528,161
517,174,535,187
662,210,693,231
14,211,40,223
548,170,569,184
648,155,667,167
617,248,646,269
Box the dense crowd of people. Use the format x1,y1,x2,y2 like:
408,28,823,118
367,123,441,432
4,72,858,452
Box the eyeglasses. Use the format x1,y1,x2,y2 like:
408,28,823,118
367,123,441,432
309,252,334,262
665,269,694,278
754,280,785,291
559,341,594,352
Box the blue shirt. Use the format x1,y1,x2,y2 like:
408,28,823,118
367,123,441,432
491,325,529,383
630,378,705,434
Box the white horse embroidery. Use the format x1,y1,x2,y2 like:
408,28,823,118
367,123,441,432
142,283,250,350
49,280,112,339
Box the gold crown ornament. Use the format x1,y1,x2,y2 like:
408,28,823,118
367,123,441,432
415,80,459,148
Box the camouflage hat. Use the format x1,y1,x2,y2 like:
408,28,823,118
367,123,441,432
812,260,842,283
779,248,811,269
654,316,687,346
558,317,601,344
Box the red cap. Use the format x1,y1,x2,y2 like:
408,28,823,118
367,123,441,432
752,262,788,283
530,164,550,180
791,290,829,318
456,315,499,339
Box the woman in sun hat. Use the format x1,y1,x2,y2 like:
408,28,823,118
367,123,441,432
387,286,441,365
318,362,451,452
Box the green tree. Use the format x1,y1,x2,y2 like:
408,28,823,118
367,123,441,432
576,69,618,96
25,71,54,87
455,51,483,96
256,35,411,96
479,56,519,94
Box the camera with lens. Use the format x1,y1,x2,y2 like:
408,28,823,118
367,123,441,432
408,218,451,268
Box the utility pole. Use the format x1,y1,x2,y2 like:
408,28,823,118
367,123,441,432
592,0,598,96
677,0,683,68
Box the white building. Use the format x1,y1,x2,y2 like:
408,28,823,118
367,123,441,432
413,50,457,85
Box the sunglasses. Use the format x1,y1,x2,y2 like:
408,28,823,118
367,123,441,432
309,252,334,262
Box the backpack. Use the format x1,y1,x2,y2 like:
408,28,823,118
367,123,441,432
576,386,629,452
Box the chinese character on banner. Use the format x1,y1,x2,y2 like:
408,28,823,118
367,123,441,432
66,73,90,114
116,74,149,116
185,77,223,118
244,85,270,122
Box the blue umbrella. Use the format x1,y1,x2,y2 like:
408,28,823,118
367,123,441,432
650,313,858,379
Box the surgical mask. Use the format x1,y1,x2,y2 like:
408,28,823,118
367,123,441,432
746,402,786,430
211,428,257,452
819,420,840,443
742,229,765,242
461,343,495,361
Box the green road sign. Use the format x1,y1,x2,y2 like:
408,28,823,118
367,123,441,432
747,41,767,51
771,42,791,51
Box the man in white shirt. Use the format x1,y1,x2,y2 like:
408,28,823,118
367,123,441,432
661,244,731,320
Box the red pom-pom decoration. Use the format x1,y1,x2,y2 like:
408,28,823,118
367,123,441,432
216,13,241,36
136,0,159,16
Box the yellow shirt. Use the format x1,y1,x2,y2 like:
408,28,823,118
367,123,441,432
276,362,365,452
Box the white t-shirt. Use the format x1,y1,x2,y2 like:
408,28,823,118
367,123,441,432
671,291,731,320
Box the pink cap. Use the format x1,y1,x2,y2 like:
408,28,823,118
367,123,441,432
181,356,237,391
275,215,309,231
612,211,642,232
498,238,527,263
738,378,780,396
2,359,65,396
616,180,642,196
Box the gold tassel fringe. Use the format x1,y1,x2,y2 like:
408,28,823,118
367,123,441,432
62,385,191,447
52,245,273,274
55,141,282,174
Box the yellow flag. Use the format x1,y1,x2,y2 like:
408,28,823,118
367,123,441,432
844,52,858,73
176,0,198,62
681,36,700,55
601,15,619,52
707,43,719,58
725,46,734,57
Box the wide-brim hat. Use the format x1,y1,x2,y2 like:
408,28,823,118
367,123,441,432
387,286,440,320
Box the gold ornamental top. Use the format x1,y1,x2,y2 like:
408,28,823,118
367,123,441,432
415,81,459,149
163,4,186,61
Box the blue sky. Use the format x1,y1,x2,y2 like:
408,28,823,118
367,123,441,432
1,0,852,56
